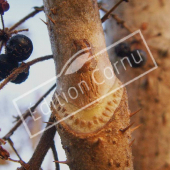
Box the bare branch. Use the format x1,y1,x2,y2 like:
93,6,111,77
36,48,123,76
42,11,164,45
51,140,60,170
101,0,126,23
3,112,30,140
8,158,30,169
3,83,56,140
7,138,22,160
17,116,57,170
100,7,133,33
10,29,29,35
9,6,44,31
0,55,53,90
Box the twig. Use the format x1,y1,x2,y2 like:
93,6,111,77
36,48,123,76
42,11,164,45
100,6,141,42
51,140,60,170
10,29,29,35
101,0,127,23
8,158,30,169
17,116,57,170
100,7,133,33
0,138,6,145
3,112,30,140
9,6,44,31
0,55,53,90
12,115,20,123
3,83,56,140
1,15,5,30
8,158,20,163
31,84,56,111
7,138,22,160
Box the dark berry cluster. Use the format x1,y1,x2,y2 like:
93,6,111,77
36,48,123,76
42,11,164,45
0,54,18,81
114,42,147,68
11,64,30,84
115,42,131,57
0,34,33,84
6,34,33,62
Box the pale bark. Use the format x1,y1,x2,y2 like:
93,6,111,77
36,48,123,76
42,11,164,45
43,0,115,108
43,0,134,169
103,0,170,169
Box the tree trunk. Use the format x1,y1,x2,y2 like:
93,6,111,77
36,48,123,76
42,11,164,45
103,0,170,169
43,0,133,169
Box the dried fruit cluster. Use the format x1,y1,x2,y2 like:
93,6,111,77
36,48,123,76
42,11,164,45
0,34,33,84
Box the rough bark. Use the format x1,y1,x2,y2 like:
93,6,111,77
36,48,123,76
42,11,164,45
43,0,133,169
103,0,170,170
52,83,133,170
43,0,115,108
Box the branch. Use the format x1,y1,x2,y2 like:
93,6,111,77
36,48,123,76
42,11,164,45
9,6,44,31
3,112,30,140
100,7,133,33
0,139,29,169
17,116,57,170
101,0,126,23
51,140,60,170
3,83,56,140
10,29,29,35
0,55,53,90
8,158,30,169
7,138,22,160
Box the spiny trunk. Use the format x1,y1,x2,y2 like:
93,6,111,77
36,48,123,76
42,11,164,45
43,0,133,169
104,0,170,169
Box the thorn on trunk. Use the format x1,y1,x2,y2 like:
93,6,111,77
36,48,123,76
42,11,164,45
129,139,135,147
131,124,142,132
97,137,104,145
130,109,142,117
40,18,47,25
120,122,135,133
54,160,70,165
47,15,56,24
